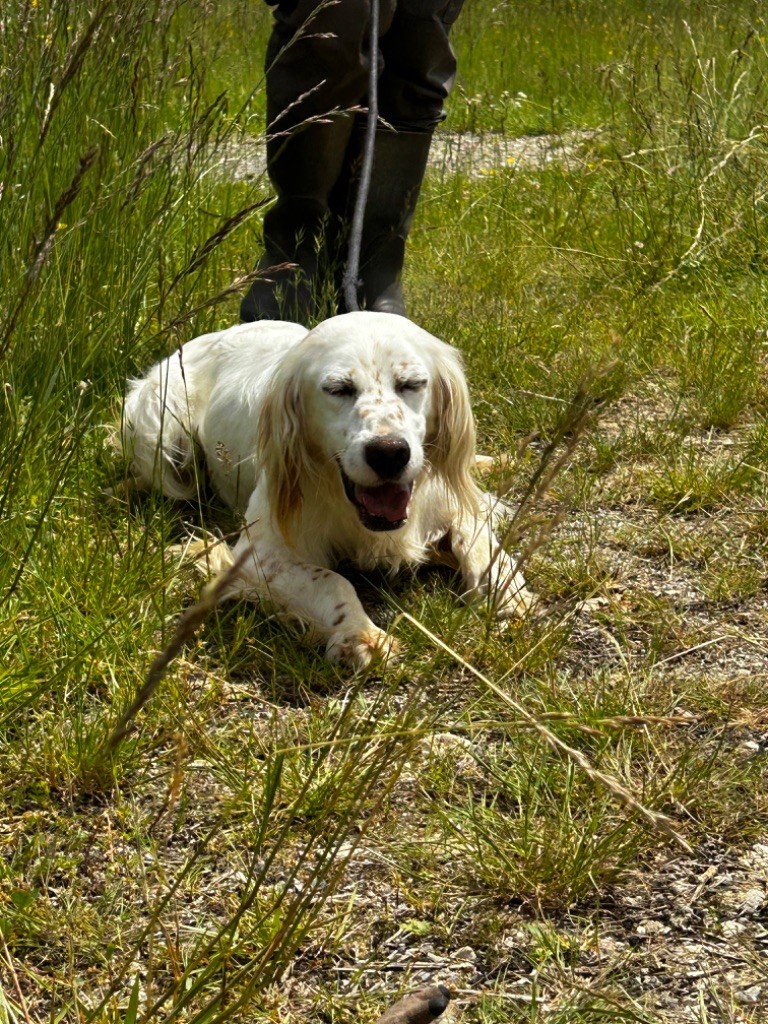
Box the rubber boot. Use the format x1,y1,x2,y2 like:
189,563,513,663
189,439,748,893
337,127,433,317
240,115,354,323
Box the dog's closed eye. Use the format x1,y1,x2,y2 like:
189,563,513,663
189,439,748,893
395,377,427,394
322,378,358,398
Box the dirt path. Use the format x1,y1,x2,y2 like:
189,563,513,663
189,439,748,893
210,128,597,182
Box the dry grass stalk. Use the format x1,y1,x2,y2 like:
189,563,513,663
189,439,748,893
0,148,98,357
104,547,251,754
399,611,694,854
499,372,613,558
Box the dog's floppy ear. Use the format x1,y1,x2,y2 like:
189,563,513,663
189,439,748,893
427,345,481,516
257,357,312,541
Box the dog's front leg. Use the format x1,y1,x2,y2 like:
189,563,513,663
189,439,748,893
450,517,533,620
219,531,398,671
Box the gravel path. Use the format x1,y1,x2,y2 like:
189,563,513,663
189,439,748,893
208,128,597,183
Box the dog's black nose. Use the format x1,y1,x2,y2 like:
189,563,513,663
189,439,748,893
365,437,411,479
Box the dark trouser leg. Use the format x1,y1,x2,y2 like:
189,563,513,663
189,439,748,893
241,0,396,323
378,0,464,133
240,116,353,323
242,0,464,322
344,127,433,316
348,0,465,315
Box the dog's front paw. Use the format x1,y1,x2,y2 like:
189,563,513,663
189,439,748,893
464,552,535,621
326,625,401,672
493,576,536,620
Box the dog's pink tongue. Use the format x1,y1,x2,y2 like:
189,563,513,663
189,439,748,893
355,482,411,522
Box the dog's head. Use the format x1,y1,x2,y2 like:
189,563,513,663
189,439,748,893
258,311,480,539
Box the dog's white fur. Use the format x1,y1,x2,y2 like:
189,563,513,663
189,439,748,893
122,311,532,669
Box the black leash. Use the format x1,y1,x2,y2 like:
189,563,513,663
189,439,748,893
341,0,380,313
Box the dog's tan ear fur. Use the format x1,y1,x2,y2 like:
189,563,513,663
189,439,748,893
427,347,481,517
257,360,311,542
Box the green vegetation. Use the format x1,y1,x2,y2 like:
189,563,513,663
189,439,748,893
2,1,767,1021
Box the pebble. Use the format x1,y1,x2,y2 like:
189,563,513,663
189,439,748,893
452,946,477,964
738,888,765,917
736,985,763,1005
636,919,670,937
721,920,748,938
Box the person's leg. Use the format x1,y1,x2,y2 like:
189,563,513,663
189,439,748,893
348,0,466,316
241,0,397,323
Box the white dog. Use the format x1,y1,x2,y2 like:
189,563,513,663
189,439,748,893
122,311,532,669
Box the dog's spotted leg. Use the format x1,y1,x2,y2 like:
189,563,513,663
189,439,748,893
324,623,400,670
217,531,399,672
449,518,534,620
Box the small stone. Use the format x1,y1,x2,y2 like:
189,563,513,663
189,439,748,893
721,920,747,938
670,880,692,896
452,946,476,964
739,888,765,916
738,740,761,760
636,919,669,937
743,843,768,874
736,985,763,1005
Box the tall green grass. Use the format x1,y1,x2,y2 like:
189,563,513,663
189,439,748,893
1,0,265,723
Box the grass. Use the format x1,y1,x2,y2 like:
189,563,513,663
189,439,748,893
2,0,768,1021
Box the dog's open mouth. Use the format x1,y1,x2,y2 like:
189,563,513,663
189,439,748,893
340,469,412,532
